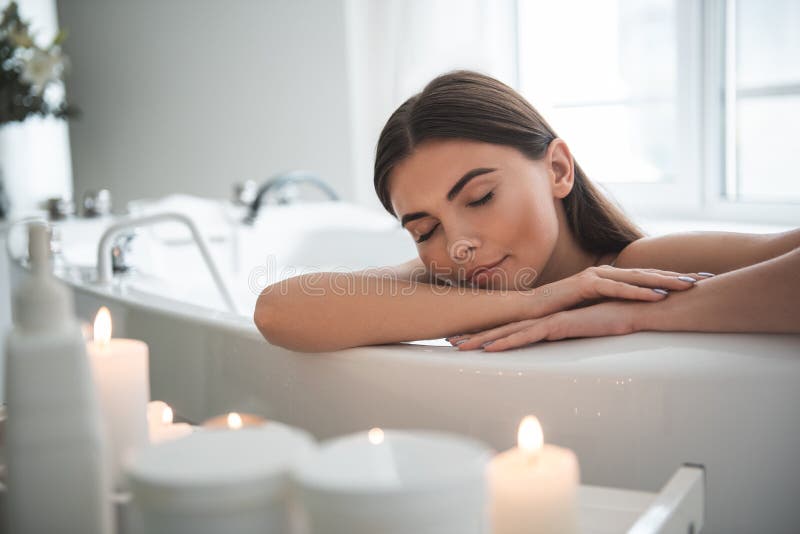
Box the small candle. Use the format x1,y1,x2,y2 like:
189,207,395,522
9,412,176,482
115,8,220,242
201,411,266,430
489,416,579,534
87,306,149,490
147,400,193,444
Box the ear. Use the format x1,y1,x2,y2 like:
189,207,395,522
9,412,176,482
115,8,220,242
545,138,575,199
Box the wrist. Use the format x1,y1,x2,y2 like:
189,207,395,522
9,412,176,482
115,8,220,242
512,286,545,321
631,299,665,332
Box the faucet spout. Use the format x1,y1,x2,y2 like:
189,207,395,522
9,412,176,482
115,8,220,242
96,212,238,314
244,171,339,224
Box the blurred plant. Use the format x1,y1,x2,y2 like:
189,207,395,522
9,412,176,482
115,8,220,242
0,1,78,125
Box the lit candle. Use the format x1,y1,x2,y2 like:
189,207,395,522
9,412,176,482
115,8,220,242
294,428,492,534
127,422,316,534
147,400,193,444
87,306,149,490
201,411,266,430
489,416,579,534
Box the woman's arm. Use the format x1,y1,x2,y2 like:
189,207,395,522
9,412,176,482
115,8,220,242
452,245,800,352
634,245,800,333
254,272,529,352
254,260,699,352
615,228,800,274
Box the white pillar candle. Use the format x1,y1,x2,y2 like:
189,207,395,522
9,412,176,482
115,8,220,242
87,307,149,490
147,401,193,444
489,416,579,534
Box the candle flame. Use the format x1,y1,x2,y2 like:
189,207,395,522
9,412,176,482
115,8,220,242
517,415,544,453
227,412,243,430
162,405,173,425
93,306,112,344
368,427,385,445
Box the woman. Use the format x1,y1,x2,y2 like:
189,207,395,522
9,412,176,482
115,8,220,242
254,71,800,352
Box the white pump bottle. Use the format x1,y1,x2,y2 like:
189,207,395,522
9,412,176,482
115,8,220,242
4,222,112,534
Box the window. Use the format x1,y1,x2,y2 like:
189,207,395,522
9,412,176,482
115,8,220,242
730,0,800,203
517,0,800,224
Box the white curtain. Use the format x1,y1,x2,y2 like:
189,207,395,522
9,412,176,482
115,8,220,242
344,0,518,210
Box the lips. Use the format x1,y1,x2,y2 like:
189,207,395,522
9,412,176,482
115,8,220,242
466,256,508,283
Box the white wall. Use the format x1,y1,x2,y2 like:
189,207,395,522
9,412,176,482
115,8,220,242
57,0,356,208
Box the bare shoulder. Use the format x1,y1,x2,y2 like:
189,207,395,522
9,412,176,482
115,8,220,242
614,228,800,274
353,256,433,283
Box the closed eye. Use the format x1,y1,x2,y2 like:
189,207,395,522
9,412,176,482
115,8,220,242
416,191,494,243
416,223,439,243
468,191,494,207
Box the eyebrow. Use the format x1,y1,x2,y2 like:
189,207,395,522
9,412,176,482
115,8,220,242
400,167,497,228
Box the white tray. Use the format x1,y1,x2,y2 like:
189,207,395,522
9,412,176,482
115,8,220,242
579,465,704,534
0,465,705,534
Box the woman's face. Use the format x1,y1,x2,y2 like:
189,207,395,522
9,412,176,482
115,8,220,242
389,138,573,290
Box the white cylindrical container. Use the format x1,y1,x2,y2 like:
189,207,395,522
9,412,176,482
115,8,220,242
293,429,493,534
3,222,112,534
127,422,316,534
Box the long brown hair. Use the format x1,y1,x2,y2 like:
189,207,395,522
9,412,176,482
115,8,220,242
374,70,644,256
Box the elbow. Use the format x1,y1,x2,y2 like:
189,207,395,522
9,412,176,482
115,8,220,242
253,290,301,350
253,290,336,353
253,292,282,346
253,293,278,345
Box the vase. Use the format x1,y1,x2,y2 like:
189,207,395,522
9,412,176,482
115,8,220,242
0,115,73,219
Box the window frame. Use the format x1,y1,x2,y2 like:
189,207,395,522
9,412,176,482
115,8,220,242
515,0,800,225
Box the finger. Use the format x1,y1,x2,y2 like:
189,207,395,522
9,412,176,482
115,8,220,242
447,334,478,346
643,269,714,280
455,319,539,350
593,277,671,302
481,319,554,352
483,303,634,351
595,267,698,291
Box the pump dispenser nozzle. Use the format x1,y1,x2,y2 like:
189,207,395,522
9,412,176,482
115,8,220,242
14,222,74,333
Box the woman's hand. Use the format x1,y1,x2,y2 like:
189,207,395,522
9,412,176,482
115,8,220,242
448,299,646,352
445,266,713,351
527,265,708,317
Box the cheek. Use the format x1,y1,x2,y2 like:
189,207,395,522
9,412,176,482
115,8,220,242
418,249,448,274
504,194,559,265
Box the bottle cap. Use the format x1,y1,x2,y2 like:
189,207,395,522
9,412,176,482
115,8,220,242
14,222,75,332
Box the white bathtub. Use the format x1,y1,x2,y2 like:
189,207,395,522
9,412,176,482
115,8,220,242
5,197,800,534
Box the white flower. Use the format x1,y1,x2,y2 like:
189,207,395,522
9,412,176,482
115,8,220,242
20,48,64,95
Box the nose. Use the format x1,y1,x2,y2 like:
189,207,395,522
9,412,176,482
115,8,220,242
448,236,480,266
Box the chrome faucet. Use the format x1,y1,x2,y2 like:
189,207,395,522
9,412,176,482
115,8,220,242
243,171,339,225
96,212,238,314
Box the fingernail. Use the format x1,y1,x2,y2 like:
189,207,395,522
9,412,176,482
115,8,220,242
652,288,669,295
481,341,494,349
677,276,697,283
454,339,470,346
698,272,715,277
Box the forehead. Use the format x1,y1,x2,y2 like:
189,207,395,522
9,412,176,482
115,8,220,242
388,139,523,216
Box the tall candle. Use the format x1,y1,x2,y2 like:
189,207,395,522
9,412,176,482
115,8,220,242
87,307,149,490
489,416,579,534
